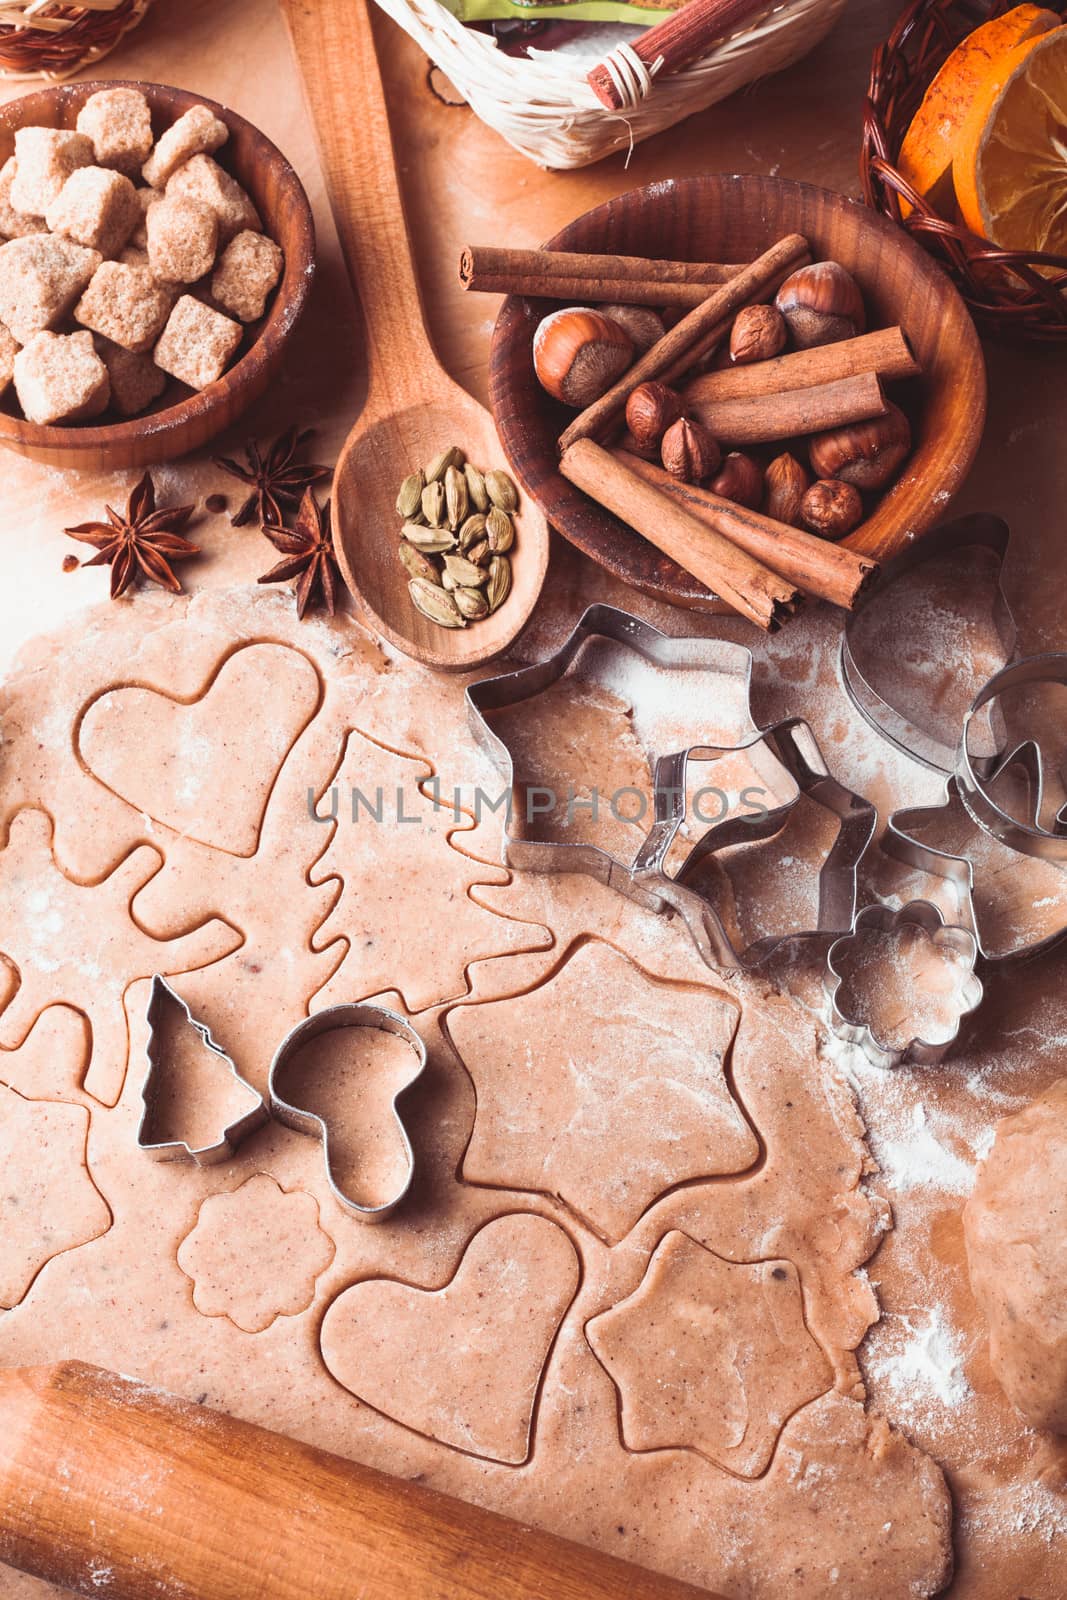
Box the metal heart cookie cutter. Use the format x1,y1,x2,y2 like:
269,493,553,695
824,901,984,1070
138,975,269,1165
268,1003,427,1222
467,603,877,971
841,513,1017,774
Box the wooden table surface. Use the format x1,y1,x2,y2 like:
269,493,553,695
1,2,1064,1596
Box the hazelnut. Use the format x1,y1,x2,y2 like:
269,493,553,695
775,261,866,348
809,402,912,492
661,417,721,483
533,307,633,407
729,304,787,365
800,479,863,540
601,303,666,353
625,381,683,450
763,452,810,526
710,450,763,509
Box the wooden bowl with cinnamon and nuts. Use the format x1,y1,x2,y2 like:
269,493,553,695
482,175,986,623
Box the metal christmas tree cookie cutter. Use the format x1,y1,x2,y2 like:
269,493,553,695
268,1003,427,1222
841,513,1017,774
137,975,269,1166
958,654,1067,863
467,603,877,971
824,901,983,1070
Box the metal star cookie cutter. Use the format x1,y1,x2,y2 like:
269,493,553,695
841,514,1017,774
958,654,1067,863
824,901,983,1070
268,1003,427,1222
467,603,877,971
138,975,269,1165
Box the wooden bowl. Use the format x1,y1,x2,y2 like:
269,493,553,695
0,81,314,472
490,174,987,611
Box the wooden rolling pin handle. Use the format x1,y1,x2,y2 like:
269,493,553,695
0,1363,719,1600
587,0,769,111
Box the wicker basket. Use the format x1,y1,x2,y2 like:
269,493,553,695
375,0,848,169
861,0,1067,341
0,0,152,80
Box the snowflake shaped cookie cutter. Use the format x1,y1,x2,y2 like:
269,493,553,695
467,604,877,971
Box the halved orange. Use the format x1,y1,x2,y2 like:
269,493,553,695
897,4,1060,217
953,24,1067,253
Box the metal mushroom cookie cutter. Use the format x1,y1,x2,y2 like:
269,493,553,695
268,1003,427,1222
138,975,269,1165
958,654,1067,862
467,603,877,971
841,513,1017,773
824,901,984,1070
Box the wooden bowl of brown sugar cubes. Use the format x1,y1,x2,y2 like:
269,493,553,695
0,81,314,471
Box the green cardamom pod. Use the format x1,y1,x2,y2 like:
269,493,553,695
424,445,464,484
486,506,514,553
466,539,490,567
453,586,489,620
395,469,425,520
458,513,487,552
444,464,469,530
486,554,512,612
421,481,447,526
443,553,489,589
484,469,518,512
409,576,465,628
464,463,489,513
397,542,438,583
402,522,455,553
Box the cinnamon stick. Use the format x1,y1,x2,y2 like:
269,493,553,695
458,246,743,307
691,372,888,446
558,234,810,453
560,438,801,631
682,327,919,405
587,0,770,110
616,451,880,610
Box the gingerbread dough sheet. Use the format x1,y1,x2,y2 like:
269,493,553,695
0,585,962,1600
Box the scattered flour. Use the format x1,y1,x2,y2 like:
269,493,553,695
867,1307,971,1416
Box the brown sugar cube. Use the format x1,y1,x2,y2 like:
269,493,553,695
166,155,259,245
76,87,154,178
0,320,17,396
13,329,109,424
0,234,101,345
45,167,141,258
142,104,227,189
210,230,283,322
0,159,48,240
9,128,94,216
146,194,218,283
154,294,241,390
96,336,166,417
74,261,173,353
128,186,157,250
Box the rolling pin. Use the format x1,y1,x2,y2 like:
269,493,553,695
0,1362,721,1600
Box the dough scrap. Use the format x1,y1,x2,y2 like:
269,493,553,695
587,1230,833,1476
0,1082,110,1308
321,1213,580,1464
448,939,757,1242
177,1173,335,1333
0,807,240,1105
964,1077,1067,1434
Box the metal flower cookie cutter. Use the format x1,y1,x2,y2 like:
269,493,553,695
824,901,983,1070
138,975,269,1165
268,1003,427,1222
467,603,877,971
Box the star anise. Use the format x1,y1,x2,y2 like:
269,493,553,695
213,425,328,528
257,489,340,619
65,473,198,599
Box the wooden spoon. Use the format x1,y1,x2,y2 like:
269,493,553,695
281,0,549,672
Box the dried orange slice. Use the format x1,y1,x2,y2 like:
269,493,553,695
897,4,1060,216
953,24,1067,252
